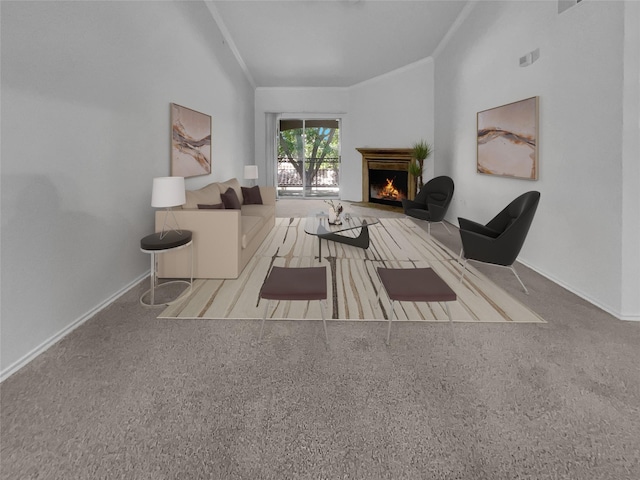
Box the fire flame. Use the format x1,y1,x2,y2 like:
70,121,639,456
379,178,400,200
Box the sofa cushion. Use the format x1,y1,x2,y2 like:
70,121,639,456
241,215,264,249
184,182,221,209
241,185,263,205
197,203,225,209
219,178,244,205
241,204,273,219
221,187,241,210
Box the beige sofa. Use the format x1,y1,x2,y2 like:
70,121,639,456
156,178,276,279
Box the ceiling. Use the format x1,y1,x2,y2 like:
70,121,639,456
207,0,469,88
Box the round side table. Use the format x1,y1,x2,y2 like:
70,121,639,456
140,230,193,307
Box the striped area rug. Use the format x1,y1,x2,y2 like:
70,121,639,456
159,217,545,323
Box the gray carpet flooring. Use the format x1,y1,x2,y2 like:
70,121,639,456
2,199,639,480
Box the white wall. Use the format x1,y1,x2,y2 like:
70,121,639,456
255,58,435,202
344,59,435,201
621,1,640,320
434,0,635,318
0,0,255,378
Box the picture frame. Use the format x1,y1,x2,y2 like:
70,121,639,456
170,103,212,178
477,96,539,180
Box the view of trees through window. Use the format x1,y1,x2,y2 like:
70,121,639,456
277,119,340,197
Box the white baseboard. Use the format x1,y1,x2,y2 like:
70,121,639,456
0,271,149,383
447,216,639,322
517,259,640,322
445,215,640,322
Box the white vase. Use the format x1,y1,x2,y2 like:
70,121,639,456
328,209,342,225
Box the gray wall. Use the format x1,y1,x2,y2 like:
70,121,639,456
434,0,640,319
1,0,255,377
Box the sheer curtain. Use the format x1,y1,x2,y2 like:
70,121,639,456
264,113,279,189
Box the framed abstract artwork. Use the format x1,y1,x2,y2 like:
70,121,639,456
477,96,539,180
170,103,212,178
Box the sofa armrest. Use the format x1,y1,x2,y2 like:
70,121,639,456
259,186,277,206
156,209,243,279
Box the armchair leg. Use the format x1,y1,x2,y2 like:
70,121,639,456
509,265,529,295
460,258,529,295
440,221,452,235
459,259,468,284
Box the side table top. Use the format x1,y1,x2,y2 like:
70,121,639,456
140,230,192,251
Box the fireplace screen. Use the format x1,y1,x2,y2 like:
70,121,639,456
369,169,408,207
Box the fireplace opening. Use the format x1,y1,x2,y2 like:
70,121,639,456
358,148,415,207
369,169,408,207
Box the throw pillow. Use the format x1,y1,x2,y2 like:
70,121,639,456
184,182,221,209
220,187,241,210
219,178,244,205
241,185,263,205
197,203,225,209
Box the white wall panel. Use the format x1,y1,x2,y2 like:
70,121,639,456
344,60,435,202
1,0,255,377
434,0,631,317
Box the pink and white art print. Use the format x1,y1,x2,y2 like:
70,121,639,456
170,103,212,178
477,96,539,180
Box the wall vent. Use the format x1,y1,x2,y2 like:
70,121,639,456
558,0,583,14
520,48,540,68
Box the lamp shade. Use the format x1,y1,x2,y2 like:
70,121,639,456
151,176,186,208
244,165,259,180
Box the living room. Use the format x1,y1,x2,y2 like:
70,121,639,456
1,1,639,477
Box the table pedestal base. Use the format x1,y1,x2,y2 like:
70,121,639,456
316,225,370,260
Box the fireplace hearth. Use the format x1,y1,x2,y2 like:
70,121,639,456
357,148,416,208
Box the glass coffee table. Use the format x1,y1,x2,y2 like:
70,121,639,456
305,212,380,260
